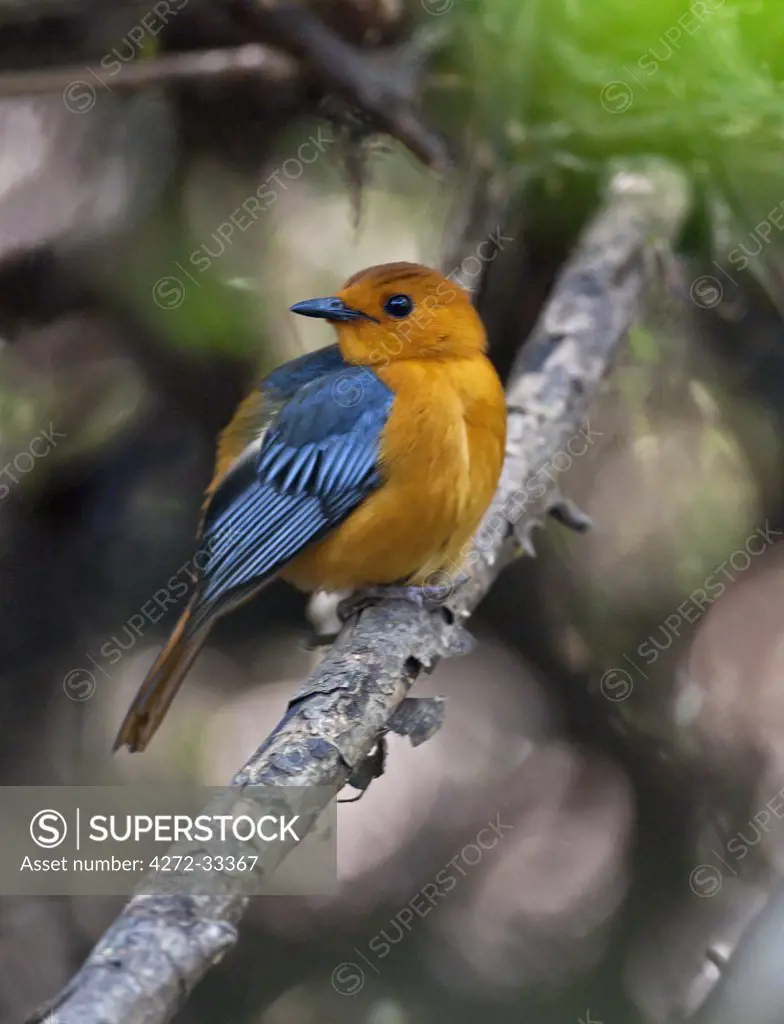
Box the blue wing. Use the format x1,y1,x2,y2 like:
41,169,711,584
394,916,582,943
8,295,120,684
190,364,393,628
263,343,346,399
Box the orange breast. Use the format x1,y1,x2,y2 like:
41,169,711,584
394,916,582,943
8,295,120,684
282,355,506,592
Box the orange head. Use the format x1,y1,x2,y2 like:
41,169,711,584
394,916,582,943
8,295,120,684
289,262,487,366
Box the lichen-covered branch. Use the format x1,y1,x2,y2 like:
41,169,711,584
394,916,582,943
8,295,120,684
27,159,690,1024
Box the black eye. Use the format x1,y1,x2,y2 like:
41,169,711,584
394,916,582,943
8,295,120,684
383,293,414,318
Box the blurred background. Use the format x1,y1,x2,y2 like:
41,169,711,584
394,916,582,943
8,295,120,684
4,0,784,1021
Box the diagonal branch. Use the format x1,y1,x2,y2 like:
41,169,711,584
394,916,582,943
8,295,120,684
224,0,448,169
27,159,690,1024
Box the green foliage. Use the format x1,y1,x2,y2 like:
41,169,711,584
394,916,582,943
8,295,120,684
444,0,784,181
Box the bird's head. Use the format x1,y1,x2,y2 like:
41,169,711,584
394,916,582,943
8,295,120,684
289,262,487,366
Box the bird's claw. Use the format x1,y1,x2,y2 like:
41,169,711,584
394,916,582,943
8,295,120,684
337,580,464,621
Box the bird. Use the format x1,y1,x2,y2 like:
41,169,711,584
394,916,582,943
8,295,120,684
114,262,506,753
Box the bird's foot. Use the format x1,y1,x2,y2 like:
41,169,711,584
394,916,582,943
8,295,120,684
338,579,465,621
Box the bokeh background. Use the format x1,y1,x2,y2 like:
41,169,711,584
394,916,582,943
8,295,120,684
3,0,784,1021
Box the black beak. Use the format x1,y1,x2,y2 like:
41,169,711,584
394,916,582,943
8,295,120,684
289,296,377,323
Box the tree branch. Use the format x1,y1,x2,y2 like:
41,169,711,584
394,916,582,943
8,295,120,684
0,44,297,100
0,2,447,169
28,158,690,1024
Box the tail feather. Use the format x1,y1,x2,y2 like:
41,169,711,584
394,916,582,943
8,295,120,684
113,607,211,753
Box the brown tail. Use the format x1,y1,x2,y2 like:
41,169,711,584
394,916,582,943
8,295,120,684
113,606,211,753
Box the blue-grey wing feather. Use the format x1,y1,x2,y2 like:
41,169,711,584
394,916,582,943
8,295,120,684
263,343,346,399
189,362,393,628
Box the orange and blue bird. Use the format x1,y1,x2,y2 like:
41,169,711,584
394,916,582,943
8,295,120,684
115,262,506,752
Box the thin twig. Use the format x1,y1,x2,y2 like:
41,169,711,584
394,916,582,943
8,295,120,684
0,44,297,100
28,158,690,1024
225,0,448,170
0,0,446,170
